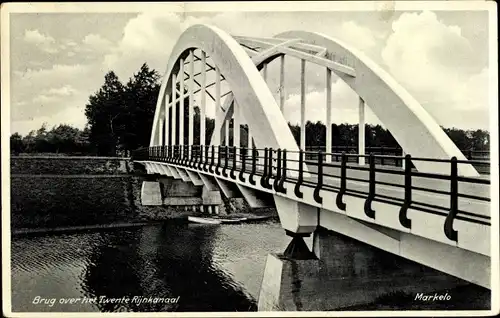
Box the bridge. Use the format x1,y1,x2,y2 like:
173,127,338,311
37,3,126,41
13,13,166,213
132,24,491,308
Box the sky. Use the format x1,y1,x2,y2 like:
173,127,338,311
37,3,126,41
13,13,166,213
6,5,493,136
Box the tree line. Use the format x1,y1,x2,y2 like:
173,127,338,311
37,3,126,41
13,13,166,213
11,63,490,156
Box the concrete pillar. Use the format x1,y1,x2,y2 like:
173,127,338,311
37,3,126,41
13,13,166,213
234,102,241,148
179,58,185,146
214,65,221,145
300,59,306,150
326,68,332,162
188,50,194,147
200,51,207,146
165,94,170,146
225,118,230,146
258,253,320,311
279,55,285,113
258,227,470,311
141,181,162,206
358,97,365,165
158,118,164,146
171,73,177,145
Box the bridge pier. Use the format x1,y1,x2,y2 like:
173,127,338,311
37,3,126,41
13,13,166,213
140,181,162,206
258,227,476,311
140,175,224,214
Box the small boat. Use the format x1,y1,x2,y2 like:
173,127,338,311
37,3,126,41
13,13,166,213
188,216,221,224
245,215,273,222
219,218,247,224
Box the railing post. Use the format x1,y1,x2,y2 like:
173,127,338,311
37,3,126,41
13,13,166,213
294,150,304,199
196,145,202,170
273,149,282,192
380,147,385,165
178,145,183,165
230,146,237,180
193,145,197,169
188,145,193,168
364,153,376,218
249,147,257,185
444,157,458,242
265,147,273,189
239,147,246,182
260,148,269,188
313,150,324,204
277,149,287,194
215,146,222,175
203,145,209,171
222,146,229,177
209,145,215,173
336,152,347,211
399,154,412,228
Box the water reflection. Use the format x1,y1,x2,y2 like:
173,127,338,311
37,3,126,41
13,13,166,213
11,221,489,312
12,222,287,312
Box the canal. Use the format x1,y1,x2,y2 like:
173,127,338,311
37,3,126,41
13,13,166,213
11,220,490,312
11,221,288,312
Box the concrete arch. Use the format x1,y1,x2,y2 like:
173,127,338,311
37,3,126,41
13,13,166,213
276,31,478,176
149,24,299,155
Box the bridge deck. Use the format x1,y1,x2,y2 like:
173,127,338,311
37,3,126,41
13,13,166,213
135,146,491,259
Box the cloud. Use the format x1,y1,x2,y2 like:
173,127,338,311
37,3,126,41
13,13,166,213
103,12,197,80
11,103,87,136
283,79,381,126
11,64,102,126
81,33,113,52
381,11,489,129
23,29,58,53
32,85,78,104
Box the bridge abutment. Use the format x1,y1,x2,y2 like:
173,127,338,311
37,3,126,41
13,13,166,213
140,175,224,213
140,181,162,206
258,226,475,311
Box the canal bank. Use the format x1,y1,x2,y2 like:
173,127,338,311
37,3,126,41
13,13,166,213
10,156,275,233
9,157,201,231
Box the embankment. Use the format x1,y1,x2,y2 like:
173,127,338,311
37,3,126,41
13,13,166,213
10,156,187,232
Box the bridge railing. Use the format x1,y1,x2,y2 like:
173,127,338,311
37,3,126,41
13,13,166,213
304,146,490,174
132,145,490,242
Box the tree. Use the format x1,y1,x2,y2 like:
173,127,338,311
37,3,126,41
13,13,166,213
121,63,161,152
10,133,24,154
85,71,125,155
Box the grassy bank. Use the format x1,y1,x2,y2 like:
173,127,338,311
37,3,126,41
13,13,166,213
11,175,138,229
11,156,135,175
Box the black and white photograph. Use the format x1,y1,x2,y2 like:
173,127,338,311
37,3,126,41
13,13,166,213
1,1,498,316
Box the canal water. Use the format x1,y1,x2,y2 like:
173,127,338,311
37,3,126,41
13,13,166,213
11,221,289,312
11,220,490,312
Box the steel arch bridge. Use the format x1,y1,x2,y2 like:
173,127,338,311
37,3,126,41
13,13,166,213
134,24,491,289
